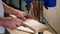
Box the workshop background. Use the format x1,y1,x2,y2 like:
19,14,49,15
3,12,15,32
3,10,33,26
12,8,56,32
2,0,60,34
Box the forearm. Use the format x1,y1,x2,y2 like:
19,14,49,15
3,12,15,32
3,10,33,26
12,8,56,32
3,2,19,15
0,17,13,26
0,17,5,26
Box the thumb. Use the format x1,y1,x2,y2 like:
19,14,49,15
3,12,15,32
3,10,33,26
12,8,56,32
18,16,26,21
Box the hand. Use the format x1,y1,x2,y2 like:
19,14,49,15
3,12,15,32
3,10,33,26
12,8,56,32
13,10,33,21
3,2,33,20
3,17,23,30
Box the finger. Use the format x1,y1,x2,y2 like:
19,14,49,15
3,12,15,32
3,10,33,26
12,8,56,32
15,19,23,27
16,23,20,27
9,23,17,30
18,19,23,26
18,16,26,21
13,25,17,30
26,14,34,19
8,26,15,30
7,23,14,30
28,15,34,19
16,22,22,27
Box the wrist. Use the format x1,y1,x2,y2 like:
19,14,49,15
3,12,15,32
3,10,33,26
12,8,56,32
0,18,5,26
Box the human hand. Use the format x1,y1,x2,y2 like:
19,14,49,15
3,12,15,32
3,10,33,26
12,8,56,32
13,10,33,21
3,2,33,20
3,17,23,30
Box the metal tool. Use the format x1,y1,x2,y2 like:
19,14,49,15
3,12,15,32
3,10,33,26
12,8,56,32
24,0,33,13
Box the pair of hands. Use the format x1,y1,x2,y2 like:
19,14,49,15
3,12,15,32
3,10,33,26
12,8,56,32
4,11,33,30
3,2,33,30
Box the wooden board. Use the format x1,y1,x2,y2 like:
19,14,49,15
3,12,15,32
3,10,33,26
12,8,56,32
43,31,53,34
17,26,34,33
7,26,35,34
7,29,32,34
22,19,48,32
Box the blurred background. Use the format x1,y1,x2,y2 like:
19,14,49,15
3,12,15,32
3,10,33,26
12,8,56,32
2,0,60,34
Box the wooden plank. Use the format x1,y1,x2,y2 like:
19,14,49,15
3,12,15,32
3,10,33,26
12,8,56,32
35,32,38,34
17,26,34,33
23,19,48,32
7,26,35,34
7,29,32,34
43,31,53,34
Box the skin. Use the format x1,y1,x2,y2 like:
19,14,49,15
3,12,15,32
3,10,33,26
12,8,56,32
0,2,33,30
0,17,23,30
3,2,33,20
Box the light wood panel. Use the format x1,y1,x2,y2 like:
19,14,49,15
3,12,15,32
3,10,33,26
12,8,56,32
22,19,48,32
7,29,32,34
43,0,60,34
17,26,34,33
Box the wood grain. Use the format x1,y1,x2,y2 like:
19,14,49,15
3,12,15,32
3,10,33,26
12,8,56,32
7,29,32,34
22,19,48,32
17,26,34,33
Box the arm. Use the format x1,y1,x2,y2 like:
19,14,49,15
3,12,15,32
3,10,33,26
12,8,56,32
0,18,4,26
3,2,33,20
0,17,23,30
3,2,20,15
